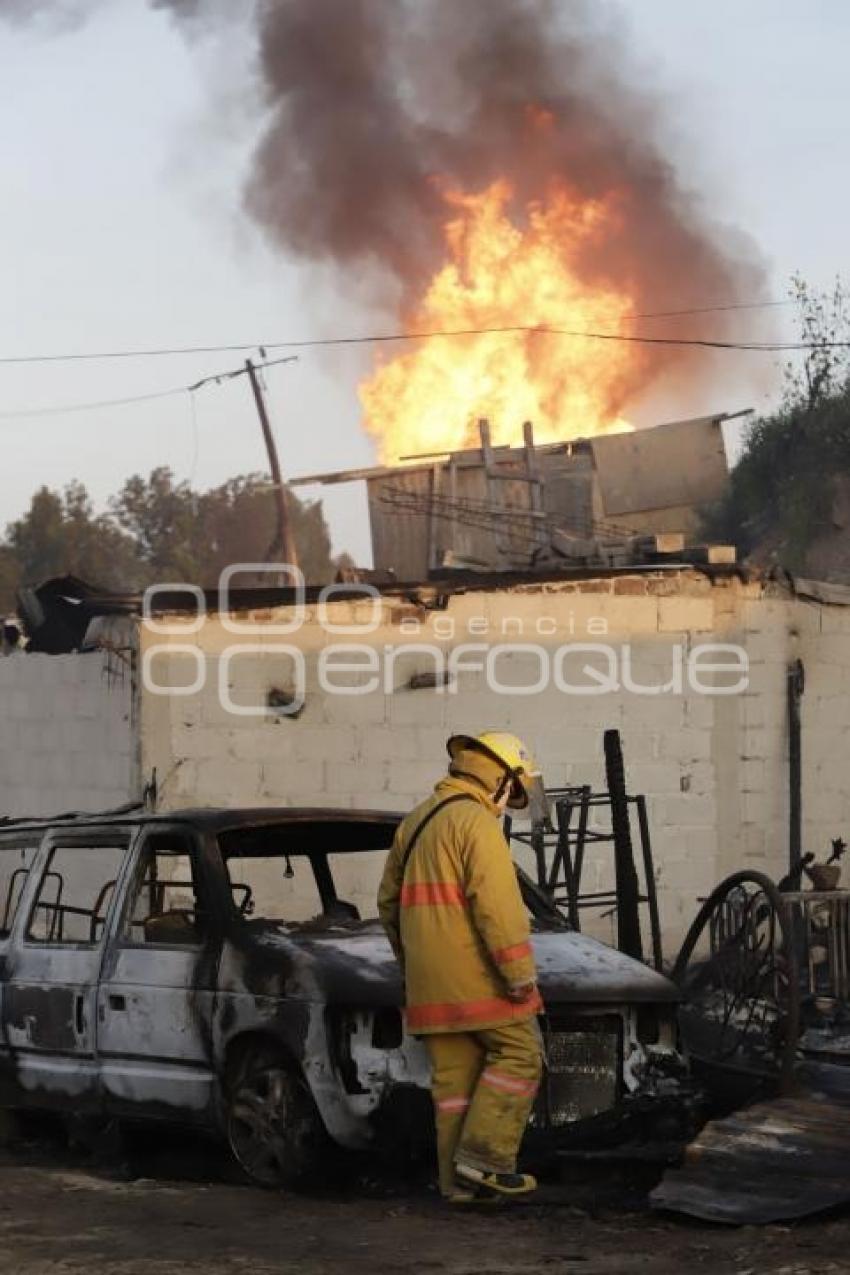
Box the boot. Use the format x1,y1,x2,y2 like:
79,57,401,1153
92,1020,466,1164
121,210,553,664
454,1162,537,1196
446,1188,503,1206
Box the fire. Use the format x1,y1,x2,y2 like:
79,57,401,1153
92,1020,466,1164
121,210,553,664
359,179,645,462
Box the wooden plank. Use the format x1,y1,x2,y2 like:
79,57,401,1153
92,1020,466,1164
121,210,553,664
688,543,738,565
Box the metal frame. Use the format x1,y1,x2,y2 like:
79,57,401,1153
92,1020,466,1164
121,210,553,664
506,782,663,971
672,870,801,1094
782,888,850,1004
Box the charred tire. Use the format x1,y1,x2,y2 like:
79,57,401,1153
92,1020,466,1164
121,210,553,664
226,1048,325,1190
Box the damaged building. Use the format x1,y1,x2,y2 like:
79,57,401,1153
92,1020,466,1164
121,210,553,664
6,415,850,1220
1,560,848,953
294,411,741,577
1,414,848,953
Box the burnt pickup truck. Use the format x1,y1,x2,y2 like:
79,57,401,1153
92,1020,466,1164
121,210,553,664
0,807,692,1186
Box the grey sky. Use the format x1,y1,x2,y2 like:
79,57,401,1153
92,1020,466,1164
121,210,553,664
1,1,847,563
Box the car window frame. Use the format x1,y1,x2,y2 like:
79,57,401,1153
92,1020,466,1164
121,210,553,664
114,823,212,953
0,835,45,943
22,826,134,952
221,846,341,926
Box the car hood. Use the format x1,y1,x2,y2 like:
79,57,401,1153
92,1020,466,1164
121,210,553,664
249,919,678,1006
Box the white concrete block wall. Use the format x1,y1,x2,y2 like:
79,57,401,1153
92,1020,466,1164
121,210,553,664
799,597,850,860
0,652,136,818
140,570,821,953
7,572,847,955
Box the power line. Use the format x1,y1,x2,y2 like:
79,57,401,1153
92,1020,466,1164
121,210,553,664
0,353,298,421
0,385,187,420
0,298,795,367
4,321,836,383
0,340,289,368
513,327,842,352
632,299,791,320
232,323,819,354
1,325,846,422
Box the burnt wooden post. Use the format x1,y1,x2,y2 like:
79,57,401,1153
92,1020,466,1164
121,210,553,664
604,729,643,961
522,419,547,557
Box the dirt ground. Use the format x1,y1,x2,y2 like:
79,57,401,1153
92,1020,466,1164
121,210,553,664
1,1129,849,1275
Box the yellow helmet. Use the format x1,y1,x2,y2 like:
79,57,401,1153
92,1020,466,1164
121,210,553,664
447,731,543,810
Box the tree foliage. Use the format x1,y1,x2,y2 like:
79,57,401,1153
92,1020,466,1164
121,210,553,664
5,483,144,599
784,274,850,410
0,546,21,615
702,278,850,575
0,469,340,614
110,468,203,583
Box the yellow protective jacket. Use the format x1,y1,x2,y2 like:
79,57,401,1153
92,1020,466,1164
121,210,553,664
377,775,542,1034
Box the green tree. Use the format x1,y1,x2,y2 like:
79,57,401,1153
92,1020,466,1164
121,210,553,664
112,467,336,585
0,468,341,609
5,482,144,593
0,546,20,616
702,278,850,575
784,274,850,411
197,474,335,585
110,467,203,582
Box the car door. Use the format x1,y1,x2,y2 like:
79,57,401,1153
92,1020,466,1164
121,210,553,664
2,828,130,1113
0,834,42,1103
96,824,221,1123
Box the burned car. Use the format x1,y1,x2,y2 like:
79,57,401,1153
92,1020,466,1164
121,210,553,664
0,807,692,1186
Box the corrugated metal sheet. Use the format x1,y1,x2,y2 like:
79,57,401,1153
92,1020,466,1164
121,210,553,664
652,1063,850,1224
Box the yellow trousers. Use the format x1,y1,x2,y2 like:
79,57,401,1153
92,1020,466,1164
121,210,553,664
425,1019,543,1195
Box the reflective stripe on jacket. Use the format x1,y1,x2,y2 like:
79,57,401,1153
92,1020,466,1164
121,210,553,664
377,775,541,1034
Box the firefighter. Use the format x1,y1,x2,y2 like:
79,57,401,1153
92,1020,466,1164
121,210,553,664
378,731,546,1203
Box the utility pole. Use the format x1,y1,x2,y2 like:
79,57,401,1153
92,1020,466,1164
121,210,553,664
245,358,298,570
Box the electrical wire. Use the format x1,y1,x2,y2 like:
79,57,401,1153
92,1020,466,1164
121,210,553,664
222,323,825,354
0,385,188,420
0,353,299,421
0,298,798,367
632,299,791,319
380,484,638,543
0,322,846,422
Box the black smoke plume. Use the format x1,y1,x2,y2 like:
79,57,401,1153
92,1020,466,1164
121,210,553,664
5,0,770,401
235,0,766,317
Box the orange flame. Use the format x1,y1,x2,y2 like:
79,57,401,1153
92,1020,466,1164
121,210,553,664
359,179,646,462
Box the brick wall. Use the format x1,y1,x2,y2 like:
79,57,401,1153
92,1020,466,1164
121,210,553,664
0,651,136,818
137,569,850,955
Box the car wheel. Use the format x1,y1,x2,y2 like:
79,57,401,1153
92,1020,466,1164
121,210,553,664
226,1049,325,1190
